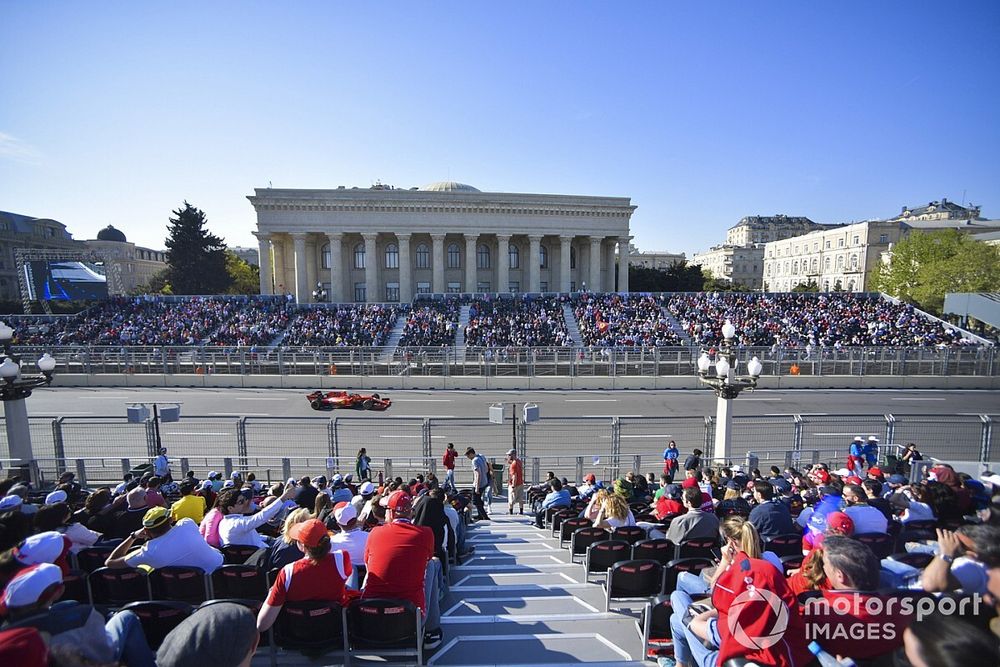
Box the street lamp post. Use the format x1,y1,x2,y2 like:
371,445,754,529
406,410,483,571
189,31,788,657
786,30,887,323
0,321,56,484
311,282,328,303
695,320,762,464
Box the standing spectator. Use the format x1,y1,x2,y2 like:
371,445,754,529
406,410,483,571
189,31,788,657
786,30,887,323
465,447,491,521
533,479,570,529
847,436,865,472
662,441,680,483
256,519,352,633
748,481,796,539
105,507,222,573
170,479,206,524
362,491,443,651
153,447,171,482
506,449,524,515
442,443,457,492
219,486,296,549
293,476,319,511
356,448,372,482
665,487,720,545
863,435,880,468
683,448,702,472
901,442,923,465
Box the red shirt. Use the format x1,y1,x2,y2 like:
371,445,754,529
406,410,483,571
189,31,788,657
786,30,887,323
266,550,352,607
508,459,524,486
363,519,434,613
442,449,456,471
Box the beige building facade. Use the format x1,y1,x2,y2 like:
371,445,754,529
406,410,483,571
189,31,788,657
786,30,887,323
630,249,686,270
85,226,167,295
248,181,635,303
726,215,828,246
690,245,765,289
763,220,905,293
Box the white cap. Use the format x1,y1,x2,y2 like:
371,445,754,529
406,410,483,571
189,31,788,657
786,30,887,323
834,468,851,478
0,495,23,511
359,481,375,495
44,490,68,505
333,503,357,525
200,480,213,490
854,437,863,442
222,480,235,489
868,436,880,442
981,472,1000,489
0,563,62,611
14,532,67,566
208,471,220,479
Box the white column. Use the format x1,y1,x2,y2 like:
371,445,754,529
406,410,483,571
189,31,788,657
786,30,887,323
559,236,572,293
528,235,542,293
255,234,272,295
397,233,412,303
496,235,510,293
618,236,631,294
465,234,478,293
305,239,318,300
4,398,35,484
588,237,602,292
431,233,446,294
363,233,378,303
272,237,286,294
714,393,733,464
326,233,343,303
603,241,615,292
291,233,308,303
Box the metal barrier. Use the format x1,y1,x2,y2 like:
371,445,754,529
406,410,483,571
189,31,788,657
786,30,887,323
13,344,1000,377
7,413,998,487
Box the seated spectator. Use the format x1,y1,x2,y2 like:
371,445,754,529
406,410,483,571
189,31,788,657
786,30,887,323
0,626,47,667
110,487,150,539
32,503,102,555
351,481,376,516
593,492,636,530
0,563,157,666
890,485,936,524
199,493,225,548
144,477,166,508
665,487,720,545
293,476,319,511
73,488,115,536
654,484,685,519
329,503,369,587
577,473,600,500
10,532,73,578
256,519,352,633
715,482,751,518
533,479,570,528
902,611,1000,667
791,511,854,594
170,479,206,524
362,491,443,650
917,526,995,595
250,507,309,573
113,473,133,497
749,480,796,539
840,483,888,534
157,602,260,667
105,507,223,573
219,485,296,549
861,478,893,521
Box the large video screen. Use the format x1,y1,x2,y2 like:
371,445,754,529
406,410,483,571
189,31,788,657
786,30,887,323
23,261,108,301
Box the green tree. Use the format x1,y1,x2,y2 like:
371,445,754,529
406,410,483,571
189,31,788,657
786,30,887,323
792,280,820,293
131,268,172,295
871,229,1000,314
164,202,230,295
627,262,706,292
701,269,738,292
225,251,261,294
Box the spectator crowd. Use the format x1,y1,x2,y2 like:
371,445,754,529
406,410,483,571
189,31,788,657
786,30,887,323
397,299,460,347
281,304,401,347
573,293,684,348
463,297,572,348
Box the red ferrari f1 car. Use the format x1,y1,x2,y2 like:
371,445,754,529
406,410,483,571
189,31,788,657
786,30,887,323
306,390,392,411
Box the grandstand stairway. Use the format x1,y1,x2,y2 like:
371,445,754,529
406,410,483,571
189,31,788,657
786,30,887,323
561,304,583,347
659,306,692,346
455,304,471,358
380,317,408,362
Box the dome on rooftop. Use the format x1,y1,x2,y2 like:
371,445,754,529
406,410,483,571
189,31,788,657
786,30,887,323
421,181,480,192
97,225,127,243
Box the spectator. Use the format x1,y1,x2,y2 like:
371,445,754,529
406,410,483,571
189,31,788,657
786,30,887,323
918,526,994,595
113,473,133,496
293,476,319,511
158,602,260,667
329,503,368,587
356,448,372,482
362,491,443,651
0,627,47,667
251,508,310,573
841,483,888,533
256,519,352,633
105,507,223,573
219,486,296,549
74,488,116,536
662,441,680,483
902,611,1000,667
110,487,151,539
442,443,457,492
170,479,206,524
902,442,924,464
351,481,376,516
412,489,453,580
749,480,796,539
890,485,936,524
534,479,570,529
32,503,101,555
683,449,702,472
654,484,686,519
153,447,170,481
593,492,636,530
506,449,525,515
665,487,720,545
465,447,491,521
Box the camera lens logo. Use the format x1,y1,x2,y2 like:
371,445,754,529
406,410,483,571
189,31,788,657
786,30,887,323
727,588,790,650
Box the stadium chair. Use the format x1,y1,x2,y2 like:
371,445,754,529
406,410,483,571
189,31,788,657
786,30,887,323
903,520,937,533
629,502,650,514
87,567,152,607
543,506,569,529
221,544,259,565
898,525,936,547
854,532,894,559
345,598,422,666
611,525,648,546
638,595,675,660
661,557,713,596
887,552,934,570
765,533,803,558
150,566,211,604
570,499,588,512
549,508,576,538
212,564,269,601
118,601,193,650
605,559,664,611
674,537,718,560
74,546,115,573
273,600,346,660
632,538,675,566
61,569,89,603
558,517,592,548
583,540,632,580
634,512,659,523
780,554,805,575
569,527,610,563
198,597,264,615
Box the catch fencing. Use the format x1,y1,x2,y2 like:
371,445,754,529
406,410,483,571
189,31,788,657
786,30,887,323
1,412,995,488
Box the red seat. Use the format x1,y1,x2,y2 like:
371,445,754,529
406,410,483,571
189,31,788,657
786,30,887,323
661,557,713,596
345,598,422,665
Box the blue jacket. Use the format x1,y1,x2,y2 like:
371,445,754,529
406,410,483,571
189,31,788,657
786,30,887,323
541,489,571,510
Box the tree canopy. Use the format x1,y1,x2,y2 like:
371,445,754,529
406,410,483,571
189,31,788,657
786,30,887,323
628,262,705,292
164,202,230,295
224,251,260,294
871,229,1000,314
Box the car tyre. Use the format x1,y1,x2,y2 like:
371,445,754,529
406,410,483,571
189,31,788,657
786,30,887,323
362,399,374,410
311,399,323,410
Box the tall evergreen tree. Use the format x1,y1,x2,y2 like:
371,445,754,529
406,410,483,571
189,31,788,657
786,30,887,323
164,202,230,295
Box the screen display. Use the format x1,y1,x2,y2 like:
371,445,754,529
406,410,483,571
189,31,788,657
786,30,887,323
23,260,108,301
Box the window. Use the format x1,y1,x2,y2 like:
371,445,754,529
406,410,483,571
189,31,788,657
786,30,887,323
415,244,429,269
477,281,491,292
539,245,548,269
446,282,461,294
813,243,818,251
850,254,859,269
384,243,399,269
570,247,576,269
836,256,844,269
570,281,576,292
792,261,799,274
825,240,831,249
477,244,490,269
811,259,818,273
509,244,520,269
508,281,519,292
354,283,366,302
852,236,860,245
416,282,431,294
824,257,831,270
879,234,888,243
447,243,460,268
385,282,400,302
540,281,548,291
353,244,365,269
321,244,331,270
838,238,845,247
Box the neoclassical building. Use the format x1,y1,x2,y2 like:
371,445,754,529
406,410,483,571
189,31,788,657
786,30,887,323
248,181,635,303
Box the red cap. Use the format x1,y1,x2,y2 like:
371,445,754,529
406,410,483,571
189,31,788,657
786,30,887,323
288,519,329,548
387,490,412,512
867,467,883,477
584,473,596,483
825,511,855,536
681,478,699,489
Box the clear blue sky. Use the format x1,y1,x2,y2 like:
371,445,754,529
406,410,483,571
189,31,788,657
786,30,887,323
2,1,998,257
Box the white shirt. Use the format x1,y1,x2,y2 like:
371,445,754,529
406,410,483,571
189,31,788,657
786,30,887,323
61,522,102,554
125,518,224,573
330,528,369,565
218,497,286,549
901,502,935,523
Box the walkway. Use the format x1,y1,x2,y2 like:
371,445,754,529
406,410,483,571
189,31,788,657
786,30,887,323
660,305,692,346
455,304,471,359
561,304,583,347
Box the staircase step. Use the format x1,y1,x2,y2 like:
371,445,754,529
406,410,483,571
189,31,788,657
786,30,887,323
561,303,582,347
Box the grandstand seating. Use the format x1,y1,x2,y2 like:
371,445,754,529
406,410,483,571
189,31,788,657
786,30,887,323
397,299,460,347
574,293,684,347
463,296,571,348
